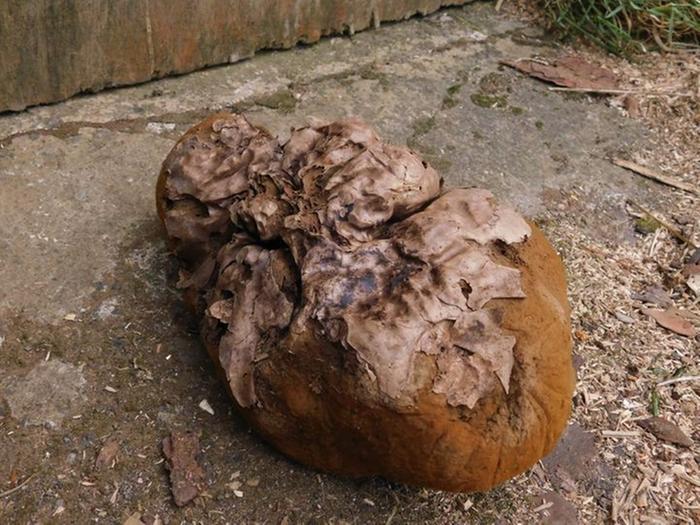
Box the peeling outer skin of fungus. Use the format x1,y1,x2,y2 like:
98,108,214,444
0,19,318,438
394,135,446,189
156,113,575,492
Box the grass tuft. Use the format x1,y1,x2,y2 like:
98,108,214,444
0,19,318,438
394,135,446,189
541,1,700,55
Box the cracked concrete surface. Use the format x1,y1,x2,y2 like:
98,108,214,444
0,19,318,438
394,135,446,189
0,3,667,523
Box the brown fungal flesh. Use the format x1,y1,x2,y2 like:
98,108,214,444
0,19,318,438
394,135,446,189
156,113,575,492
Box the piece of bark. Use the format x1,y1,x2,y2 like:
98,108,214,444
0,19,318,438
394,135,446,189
637,417,693,448
501,56,618,90
95,438,119,469
642,308,697,337
161,431,206,506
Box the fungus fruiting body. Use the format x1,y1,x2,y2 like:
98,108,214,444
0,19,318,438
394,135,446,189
156,113,574,491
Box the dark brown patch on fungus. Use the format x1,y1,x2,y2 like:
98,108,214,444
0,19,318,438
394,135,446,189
156,113,575,492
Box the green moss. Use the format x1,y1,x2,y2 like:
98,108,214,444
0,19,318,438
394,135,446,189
478,72,511,94
509,106,525,115
447,84,462,96
470,93,507,109
358,64,390,89
441,83,464,109
535,120,544,130
561,91,587,102
441,96,458,109
411,116,436,137
472,130,484,140
635,216,661,235
253,89,297,113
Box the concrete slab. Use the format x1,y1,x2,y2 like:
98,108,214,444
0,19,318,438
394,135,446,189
0,3,669,523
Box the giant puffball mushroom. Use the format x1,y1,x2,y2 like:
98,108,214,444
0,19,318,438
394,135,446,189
156,113,575,492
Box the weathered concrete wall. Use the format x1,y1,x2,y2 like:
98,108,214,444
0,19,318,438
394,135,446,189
0,0,470,112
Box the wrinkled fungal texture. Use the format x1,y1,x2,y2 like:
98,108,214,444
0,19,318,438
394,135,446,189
158,113,533,411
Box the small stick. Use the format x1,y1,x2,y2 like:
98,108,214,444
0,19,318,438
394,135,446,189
613,158,699,196
533,501,554,513
627,200,697,249
657,375,700,387
495,0,505,11
548,87,690,96
602,430,640,438
0,474,35,498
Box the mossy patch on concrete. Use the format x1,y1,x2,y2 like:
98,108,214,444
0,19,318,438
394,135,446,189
358,64,390,89
253,89,297,113
478,72,511,94
635,216,662,234
470,93,508,109
442,83,463,109
411,115,436,137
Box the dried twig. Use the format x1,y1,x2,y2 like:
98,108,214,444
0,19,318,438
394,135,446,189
495,0,505,12
626,200,697,249
548,87,690,96
657,375,700,387
0,474,35,498
602,430,641,438
613,158,699,196
533,501,554,513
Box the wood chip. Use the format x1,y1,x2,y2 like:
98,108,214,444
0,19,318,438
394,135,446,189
642,308,697,337
198,399,214,415
162,431,206,507
602,430,641,438
670,465,700,488
613,158,699,196
637,417,693,448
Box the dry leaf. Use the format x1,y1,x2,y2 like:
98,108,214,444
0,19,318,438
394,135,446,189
632,285,673,308
501,56,618,90
123,513,145,525
642,308,696,337
162,431,206,506
637,417,693,448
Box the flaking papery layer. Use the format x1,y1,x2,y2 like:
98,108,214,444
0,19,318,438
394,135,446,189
159,114,530,409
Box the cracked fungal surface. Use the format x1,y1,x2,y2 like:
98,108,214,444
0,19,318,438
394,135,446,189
157,113,574,491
